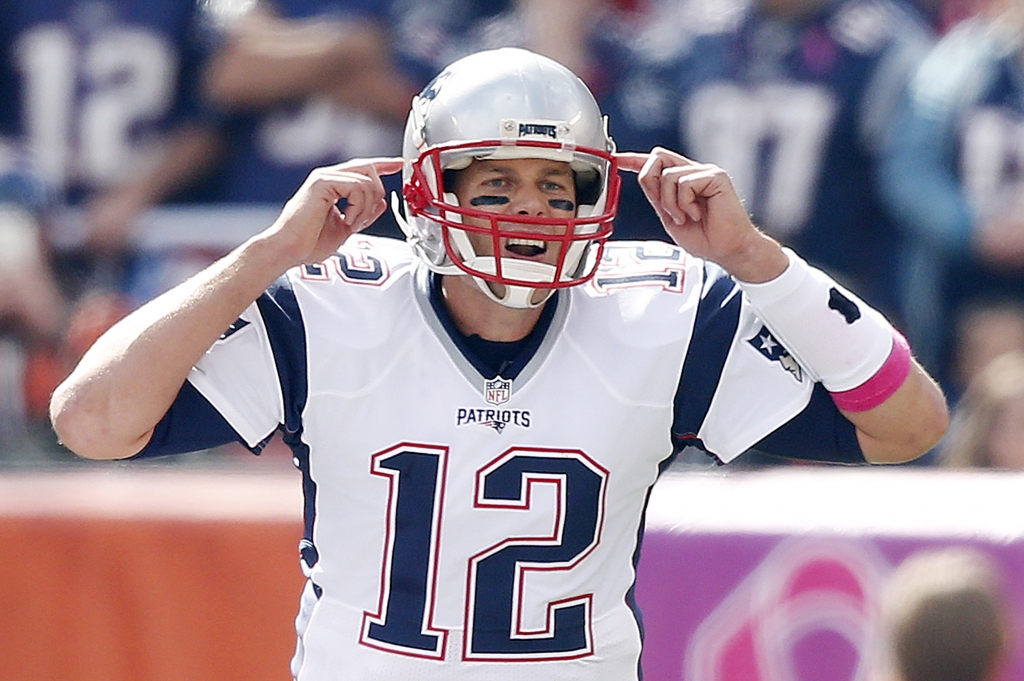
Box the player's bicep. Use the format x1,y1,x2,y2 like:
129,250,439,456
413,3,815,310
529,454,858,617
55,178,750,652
749,383,864,464
134,380,247,458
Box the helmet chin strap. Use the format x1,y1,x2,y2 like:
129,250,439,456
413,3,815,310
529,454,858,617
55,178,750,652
457,250,558,309
471,274,554,309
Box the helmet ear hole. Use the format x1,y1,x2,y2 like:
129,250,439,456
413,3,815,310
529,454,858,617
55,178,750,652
403,176,430,212
441,169,460,197
574,169,601,207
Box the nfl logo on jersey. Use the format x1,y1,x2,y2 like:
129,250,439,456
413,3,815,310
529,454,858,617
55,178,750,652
484,378,512,405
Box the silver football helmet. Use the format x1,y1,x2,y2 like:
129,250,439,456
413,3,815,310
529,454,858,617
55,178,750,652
393,47,620,308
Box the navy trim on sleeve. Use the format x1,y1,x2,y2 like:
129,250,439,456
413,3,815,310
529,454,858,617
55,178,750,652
671,263,743,445
750,383,866,464
257,277,309,434
133,380,244,458
257,275,321,566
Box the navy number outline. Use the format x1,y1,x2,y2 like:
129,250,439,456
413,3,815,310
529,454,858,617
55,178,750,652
360,443,450,659
360,444,608,662
299,238,389,285
464,447,608,661
591,243,687,294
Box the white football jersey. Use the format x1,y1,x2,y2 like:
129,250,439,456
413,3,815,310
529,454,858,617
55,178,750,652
186,235,829,680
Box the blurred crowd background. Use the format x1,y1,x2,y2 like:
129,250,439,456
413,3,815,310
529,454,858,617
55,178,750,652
2,0,1024,470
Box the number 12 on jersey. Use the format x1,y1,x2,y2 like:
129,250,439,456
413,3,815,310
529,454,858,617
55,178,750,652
360,443,609,662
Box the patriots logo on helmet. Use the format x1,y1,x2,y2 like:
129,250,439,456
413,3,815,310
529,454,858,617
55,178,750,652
518,122,558,139
419,70,452,101
748,325,803,382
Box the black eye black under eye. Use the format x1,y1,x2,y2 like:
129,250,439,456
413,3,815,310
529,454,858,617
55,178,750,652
549,199,575,211
470,196,510,206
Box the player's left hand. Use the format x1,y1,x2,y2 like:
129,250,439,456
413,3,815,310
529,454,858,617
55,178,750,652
617,147,788,283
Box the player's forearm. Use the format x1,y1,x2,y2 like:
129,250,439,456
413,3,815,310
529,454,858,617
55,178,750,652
50,234,293,460
848,361,949,463
738,249,949,464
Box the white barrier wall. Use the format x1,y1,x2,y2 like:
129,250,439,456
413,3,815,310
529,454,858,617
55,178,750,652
637,467,1024,681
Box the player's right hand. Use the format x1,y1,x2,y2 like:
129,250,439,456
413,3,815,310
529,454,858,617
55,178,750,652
265,157,404,268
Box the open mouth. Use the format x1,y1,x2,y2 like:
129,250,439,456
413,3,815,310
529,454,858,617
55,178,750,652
505,237,548,258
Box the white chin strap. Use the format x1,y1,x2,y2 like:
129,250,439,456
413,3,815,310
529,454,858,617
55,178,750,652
462,256,558,309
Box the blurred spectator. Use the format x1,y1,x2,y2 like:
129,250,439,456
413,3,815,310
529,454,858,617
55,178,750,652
0,0,226,456
201,0,412,228
516,0,610,86
0,146,66,452
880,0,1024,388
874,546,1010,681
939,350,1024,469
386,0,610,92
0,0,224,298
201,0,610,237
951,298,1024,397
910,0,986,32
598,0,934,317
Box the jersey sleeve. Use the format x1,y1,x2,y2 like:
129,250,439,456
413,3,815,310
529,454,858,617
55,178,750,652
671,262,865,464
186,280,304,449
134,380,247,458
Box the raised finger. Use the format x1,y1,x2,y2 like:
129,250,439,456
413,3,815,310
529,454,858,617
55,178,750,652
313,169,374,226
660,170,695,225
341,179,382,229
614,152,649,173
649,146,698,167
370,157,405,176
637,153,666,205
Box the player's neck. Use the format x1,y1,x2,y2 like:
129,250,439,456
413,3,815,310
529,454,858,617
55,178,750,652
440,275,545,342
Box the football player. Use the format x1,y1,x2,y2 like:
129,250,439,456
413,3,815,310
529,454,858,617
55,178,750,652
0,0,222,273
597,0,935,317
50,48,948,680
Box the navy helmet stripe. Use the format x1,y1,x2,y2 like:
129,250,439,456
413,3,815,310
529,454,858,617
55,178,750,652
256,276,320,563
671,263,742,446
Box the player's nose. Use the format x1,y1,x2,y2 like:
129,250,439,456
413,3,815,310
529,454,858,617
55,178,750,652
510,185,552,217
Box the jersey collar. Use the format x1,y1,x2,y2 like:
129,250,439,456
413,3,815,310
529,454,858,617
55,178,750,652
413,264,569,396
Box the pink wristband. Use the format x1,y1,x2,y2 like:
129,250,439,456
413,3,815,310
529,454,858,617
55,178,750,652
829,331,911,412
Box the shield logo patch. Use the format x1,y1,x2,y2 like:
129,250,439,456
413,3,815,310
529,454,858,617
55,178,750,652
484,377,512,405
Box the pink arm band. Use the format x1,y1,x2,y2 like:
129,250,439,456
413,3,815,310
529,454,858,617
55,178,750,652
829,331,912,412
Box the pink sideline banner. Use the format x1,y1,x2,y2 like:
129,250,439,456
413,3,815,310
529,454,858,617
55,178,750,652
635,468,1024,681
